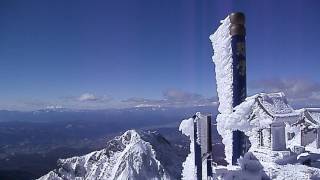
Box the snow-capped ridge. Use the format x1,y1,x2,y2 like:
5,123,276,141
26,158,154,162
38,130,183,180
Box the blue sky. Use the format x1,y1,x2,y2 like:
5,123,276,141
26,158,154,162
1,0,320,110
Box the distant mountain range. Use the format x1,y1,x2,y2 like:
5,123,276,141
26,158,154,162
0,106,217,123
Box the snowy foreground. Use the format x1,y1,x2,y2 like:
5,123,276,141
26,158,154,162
215,158,320,180
180,114,320,180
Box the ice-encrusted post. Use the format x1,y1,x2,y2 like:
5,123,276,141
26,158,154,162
179,113,214,180
193,117,202,179
210,12,249,165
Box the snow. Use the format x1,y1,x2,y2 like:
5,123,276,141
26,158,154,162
209,16,233,115
285,123,302,150
179,116,197,180
258,92,294,115
307,108,320,124
262,162,320,180
215,152,267,180
215,94,257,163
215,151,320,180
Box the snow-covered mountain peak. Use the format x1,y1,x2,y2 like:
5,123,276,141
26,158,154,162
114,129,142,145
38,130,183,180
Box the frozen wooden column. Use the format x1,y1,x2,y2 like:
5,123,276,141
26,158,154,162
229,12,250,165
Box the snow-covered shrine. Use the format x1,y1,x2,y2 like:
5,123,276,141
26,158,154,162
287,108,320,150
246,92,295,151
219,92,320,156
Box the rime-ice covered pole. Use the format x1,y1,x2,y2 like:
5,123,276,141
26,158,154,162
179,113,215,180
210,12,248,165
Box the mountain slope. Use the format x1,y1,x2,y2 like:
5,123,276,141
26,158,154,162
38,130,183,180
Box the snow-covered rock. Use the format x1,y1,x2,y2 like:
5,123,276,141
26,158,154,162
38,130,183,180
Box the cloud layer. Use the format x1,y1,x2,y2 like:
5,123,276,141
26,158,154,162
7,77,320,111
250,78,320,106
123,89,217,108
78,93,99,102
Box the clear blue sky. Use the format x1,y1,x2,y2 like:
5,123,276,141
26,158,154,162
1,0,320,110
